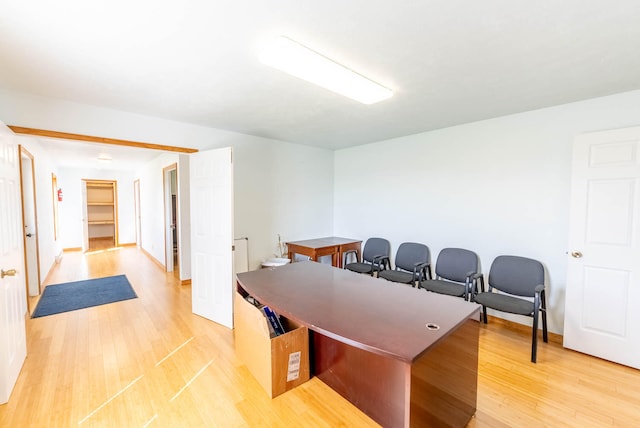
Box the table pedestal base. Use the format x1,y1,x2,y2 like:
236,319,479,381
313,318,479,428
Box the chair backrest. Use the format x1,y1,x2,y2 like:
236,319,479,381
394,242,430,272
488,255,544,297
435,248,479,282
362,238,390,263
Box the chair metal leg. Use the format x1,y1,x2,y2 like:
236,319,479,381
531,318,538,363
532,299,540,363
482,306,488,324
541,291,549,343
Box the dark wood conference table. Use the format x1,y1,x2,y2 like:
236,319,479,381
236,261,480,427
286,236,362,268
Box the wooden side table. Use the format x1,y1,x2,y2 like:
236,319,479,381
286,237,362,268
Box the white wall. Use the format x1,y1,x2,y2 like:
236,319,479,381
174,140,334,275
184,135,335,271
109,134,335,273
231,137,334,269
334,90,640,334
137,139,334,273
5,87,640,333
7,84,640,337
138,153,179,265
57,167,137,248
0,90,335,272
0,89,236,151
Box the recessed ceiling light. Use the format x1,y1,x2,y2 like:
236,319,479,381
259,36,393,105
97,153,112,163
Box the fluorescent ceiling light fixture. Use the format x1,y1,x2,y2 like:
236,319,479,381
260,36,393,105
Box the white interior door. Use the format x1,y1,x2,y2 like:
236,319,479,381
0,124,27,404
564,126,640,369
190,147,233,328
19,149,40,297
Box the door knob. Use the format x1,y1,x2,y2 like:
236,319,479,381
1,268,17,278
571,251,583,258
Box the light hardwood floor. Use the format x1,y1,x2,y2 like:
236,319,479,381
2,247,639,427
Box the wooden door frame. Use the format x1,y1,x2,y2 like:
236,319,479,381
82,179,119,250
18,145,42,313
162,164,178,272
51,173,60,241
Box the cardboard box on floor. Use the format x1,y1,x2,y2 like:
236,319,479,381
234,292,310,398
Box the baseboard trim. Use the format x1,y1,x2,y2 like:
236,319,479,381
181,279,192,286
63,247,82,252
41,259,59,287
485,314,563,345
140,247,165,270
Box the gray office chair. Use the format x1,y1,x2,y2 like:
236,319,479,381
420,248,482,300
344,237,390,276
474,255,548,363
378,242,431,286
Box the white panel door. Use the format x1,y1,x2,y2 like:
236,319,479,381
0,125,27,404
190,147,233,328
564,126,640,369
20,153,39,296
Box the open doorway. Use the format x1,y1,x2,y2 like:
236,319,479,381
82,179,118,251
19,145,42,314
134,179,141,248
163,164,179,276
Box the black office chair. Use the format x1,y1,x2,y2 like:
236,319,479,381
420,248,481,301
378,242,431,286
474,255,548,363
344,237,390,276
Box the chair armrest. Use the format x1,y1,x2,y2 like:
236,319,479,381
343,249,359,267
423,262,432,280
533,284,546,314
473,275,486,296
413,262,430,282
410,262,428,283
380,255,391,270
464,271,480,279
461,272,481,299
372,255,390,271
467,272,483,288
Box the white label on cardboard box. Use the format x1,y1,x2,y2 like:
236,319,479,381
287,351,301,382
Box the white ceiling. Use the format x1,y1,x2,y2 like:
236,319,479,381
33,137,163,171
2,0,640,161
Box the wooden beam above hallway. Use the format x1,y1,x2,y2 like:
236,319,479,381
8,126,199,154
